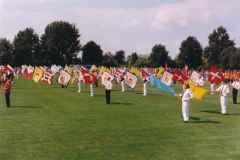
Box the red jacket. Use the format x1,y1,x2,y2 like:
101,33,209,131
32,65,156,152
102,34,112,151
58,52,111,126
4,80,11,94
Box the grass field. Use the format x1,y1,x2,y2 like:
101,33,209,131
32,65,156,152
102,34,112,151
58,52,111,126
0,75,240,160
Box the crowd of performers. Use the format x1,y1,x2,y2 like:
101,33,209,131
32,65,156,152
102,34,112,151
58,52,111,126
1,64,240,123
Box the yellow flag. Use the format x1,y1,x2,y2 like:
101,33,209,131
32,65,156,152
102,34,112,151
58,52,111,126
156,67,164,78
130,67,140,77
99,66,106,76
33,66,43,83
188,82,210,100
67,66,73,74
70,74,76,83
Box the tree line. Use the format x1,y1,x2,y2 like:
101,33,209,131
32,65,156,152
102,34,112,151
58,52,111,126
0,20,239,70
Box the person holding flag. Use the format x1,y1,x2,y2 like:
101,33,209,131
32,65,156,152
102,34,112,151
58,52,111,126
105,77,113,104
231,77,240,104
4,75,11,107
212,80,229,115
175,83,194,123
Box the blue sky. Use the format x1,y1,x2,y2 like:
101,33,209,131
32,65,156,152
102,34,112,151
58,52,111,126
1,0,240,59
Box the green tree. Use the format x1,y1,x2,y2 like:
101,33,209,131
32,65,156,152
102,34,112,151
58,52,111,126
13,28,41,66
128,52,138,66
149,44,169,67
0,38,14,65
113,50,125,65
135,54,150,67
81,41,103,65
225,47,240,70
203,26,235,68
176,36,203,69
41,21,81,66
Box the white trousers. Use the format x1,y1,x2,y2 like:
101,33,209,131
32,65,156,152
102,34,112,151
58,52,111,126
182,101,190,121
220,96,227,114
210,83,215,91
121,81,125,92
78,81,81,92
143,83,147,95
90,84,94,96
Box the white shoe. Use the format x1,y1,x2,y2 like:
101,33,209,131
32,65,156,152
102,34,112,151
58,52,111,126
78,91,81,92
90,95,93,97
211,93,213,94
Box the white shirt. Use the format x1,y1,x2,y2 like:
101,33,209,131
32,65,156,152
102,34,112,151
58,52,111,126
180,89,194,101
198,78,204,86
216,84,229,97
105,80,113,90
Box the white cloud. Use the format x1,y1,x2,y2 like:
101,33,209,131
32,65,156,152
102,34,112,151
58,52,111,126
1,0,58,5
151,0,239,30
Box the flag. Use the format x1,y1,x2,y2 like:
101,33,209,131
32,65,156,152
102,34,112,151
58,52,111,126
41,69,54,84
150,74,176,96
156,67,164,78
99,66,106,76
172,69,188,84
188,82,210,100
24,65,34,79
125,71,138,89
130,67,140,77
80,66,98,84
140,68,148,79
20,65,26,75
113,68,123,83
101,71,114,86
50,64,59,74
73,65,83,82
56,69,72,87
188,70,201,85
160,71,173,86
32,66,43,83
4,64,14,73
208,66,224,85
67,66,73,74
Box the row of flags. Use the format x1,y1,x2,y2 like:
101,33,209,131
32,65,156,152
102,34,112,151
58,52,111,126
1,64,226,100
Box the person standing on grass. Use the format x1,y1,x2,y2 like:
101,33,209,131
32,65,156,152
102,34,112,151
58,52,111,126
90,81,94,97
143,75,150,96
105,77,113,104
231,77,240,104
120,72,126,92
4,75,11,107
212,79,229,115
175,83,194,123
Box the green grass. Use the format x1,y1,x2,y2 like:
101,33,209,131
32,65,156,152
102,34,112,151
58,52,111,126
1,76,240,160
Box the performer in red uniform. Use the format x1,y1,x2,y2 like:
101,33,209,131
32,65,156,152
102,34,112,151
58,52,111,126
4,76,11,107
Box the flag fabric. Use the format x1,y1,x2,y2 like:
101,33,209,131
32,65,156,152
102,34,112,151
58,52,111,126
140,68,148,79
50,64,59,74
160,71,173,86
24,65,34,79
130,67,140,77
101,71,114,86
125,71,138,89
80,66,98,84
188,70,201,85
56,69,72,87
208,66,224,85
4,64,14,73
73,65,84,82
41,69,54,84
32,66,44,83
188,82,210,100
20,65,26,75
156,67,164,78
99,66,106,76
150,74,176,96
113,68,123,83
67,66,73,74
231,81,240,90
172,69,188,84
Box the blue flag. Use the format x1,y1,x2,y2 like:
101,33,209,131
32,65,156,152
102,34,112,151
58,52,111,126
150,74,176,96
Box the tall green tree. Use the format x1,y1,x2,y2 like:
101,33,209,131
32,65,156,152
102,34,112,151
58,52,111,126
128,52,138,66
135,54,150,67
224,47,240,70
149,44,169,67
81,41,103,65
41,21,81,66
203,26,235,68
13,28,40,66
176,36,203,69
113,50,125,65
0,38,13,65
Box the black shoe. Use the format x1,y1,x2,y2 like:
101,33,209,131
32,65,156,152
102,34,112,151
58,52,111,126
184,121,188,123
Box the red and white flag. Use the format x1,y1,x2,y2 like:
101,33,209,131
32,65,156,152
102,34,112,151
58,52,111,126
24,65,34,79
80,66,98,84
4,64,13,73
41,69,54,84
208,66,224,85
172,69,188,84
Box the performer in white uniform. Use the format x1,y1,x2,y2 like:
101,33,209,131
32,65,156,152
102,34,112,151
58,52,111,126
143,76,150,96
121,73,126,92
176,83,194,123
77,80,81,92
213,80,229,115
90,82,94,97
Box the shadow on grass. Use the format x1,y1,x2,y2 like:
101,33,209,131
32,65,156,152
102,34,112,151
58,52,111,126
189,116,221,124
110,102,132,105
9,106,42,108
